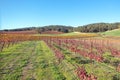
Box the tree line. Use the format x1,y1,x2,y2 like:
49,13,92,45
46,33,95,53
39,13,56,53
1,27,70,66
1,22,120,33
75,23,120,32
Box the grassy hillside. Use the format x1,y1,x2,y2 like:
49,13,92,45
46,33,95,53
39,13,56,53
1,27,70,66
101,29,120,36
59,32,96,36
34,32,98,37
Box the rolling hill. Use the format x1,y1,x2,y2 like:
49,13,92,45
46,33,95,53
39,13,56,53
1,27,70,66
101,28,120,36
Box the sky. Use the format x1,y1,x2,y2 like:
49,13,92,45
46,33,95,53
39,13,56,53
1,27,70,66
0,0,120,30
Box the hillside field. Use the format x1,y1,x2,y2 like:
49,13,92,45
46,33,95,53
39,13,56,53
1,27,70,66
101,29,120,36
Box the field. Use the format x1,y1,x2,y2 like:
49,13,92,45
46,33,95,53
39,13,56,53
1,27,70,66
101,28,120,36
0,31,120,80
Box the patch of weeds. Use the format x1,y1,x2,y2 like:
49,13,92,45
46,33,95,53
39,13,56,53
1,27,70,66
26,77,36,80
71,57,94,64
18,59,28,68
51,64,66,80
39,60,49,68
112,74,120,80
64,51,71,54
54,44,65,51
111,60,120,67
4,71,21,80
103,59,110,64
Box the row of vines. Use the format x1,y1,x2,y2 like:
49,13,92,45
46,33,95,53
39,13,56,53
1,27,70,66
43,37,120,80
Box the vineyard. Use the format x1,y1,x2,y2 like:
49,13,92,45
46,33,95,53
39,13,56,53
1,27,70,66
0,33,120,80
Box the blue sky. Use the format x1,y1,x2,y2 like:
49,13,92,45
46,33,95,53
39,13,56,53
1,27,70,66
0,0,120,30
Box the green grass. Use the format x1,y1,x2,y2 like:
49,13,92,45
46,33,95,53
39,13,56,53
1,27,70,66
101,29,120,36
33,32,98,37
58,32,95,36
0,41,66,80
